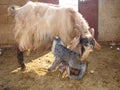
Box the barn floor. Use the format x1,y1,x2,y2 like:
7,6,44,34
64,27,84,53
0,45,120,90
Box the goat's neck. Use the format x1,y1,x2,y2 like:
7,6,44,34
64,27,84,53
51,41,56,53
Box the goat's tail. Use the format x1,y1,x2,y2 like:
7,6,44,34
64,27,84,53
8,5,20,16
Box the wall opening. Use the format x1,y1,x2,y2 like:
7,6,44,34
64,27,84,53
59,0,78,11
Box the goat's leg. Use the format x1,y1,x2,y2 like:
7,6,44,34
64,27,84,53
76,63,87,80
17,47,26,70
48,57,61,71
66,63,87,80
58,62,66,73
66,66,80,80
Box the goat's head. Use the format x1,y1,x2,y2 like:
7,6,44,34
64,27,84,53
79,28,101,62
80,36,95,53
81,28,101,51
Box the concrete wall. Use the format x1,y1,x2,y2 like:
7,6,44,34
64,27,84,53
98,0,120,42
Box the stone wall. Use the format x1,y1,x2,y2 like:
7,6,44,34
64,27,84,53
98,0,120,42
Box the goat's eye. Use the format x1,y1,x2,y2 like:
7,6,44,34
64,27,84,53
90,39,95,45
83,39,88,44
83,41,88,46
80,38,89,46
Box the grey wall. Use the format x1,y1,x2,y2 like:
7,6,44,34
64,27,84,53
98,0,120,41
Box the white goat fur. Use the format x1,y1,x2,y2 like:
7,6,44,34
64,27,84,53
8,1,92,51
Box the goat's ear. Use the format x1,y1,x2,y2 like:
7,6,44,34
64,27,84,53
89,28,95,37
94,39,101,50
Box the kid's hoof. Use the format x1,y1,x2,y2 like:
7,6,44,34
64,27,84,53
3,87,10,90
48,68,53,72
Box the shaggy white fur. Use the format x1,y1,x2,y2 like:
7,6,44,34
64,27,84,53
8,1,91,51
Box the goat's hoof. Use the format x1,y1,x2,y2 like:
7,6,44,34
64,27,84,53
3,87,10,90
48,67,54,72
21,65,26,71
48,68,51,71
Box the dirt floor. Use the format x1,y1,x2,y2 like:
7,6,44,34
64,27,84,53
0,45,120,90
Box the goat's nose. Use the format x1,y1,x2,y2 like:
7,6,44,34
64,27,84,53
87,45,93,52
89,44,93,49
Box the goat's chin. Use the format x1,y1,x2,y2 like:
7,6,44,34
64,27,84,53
81,49,91,62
